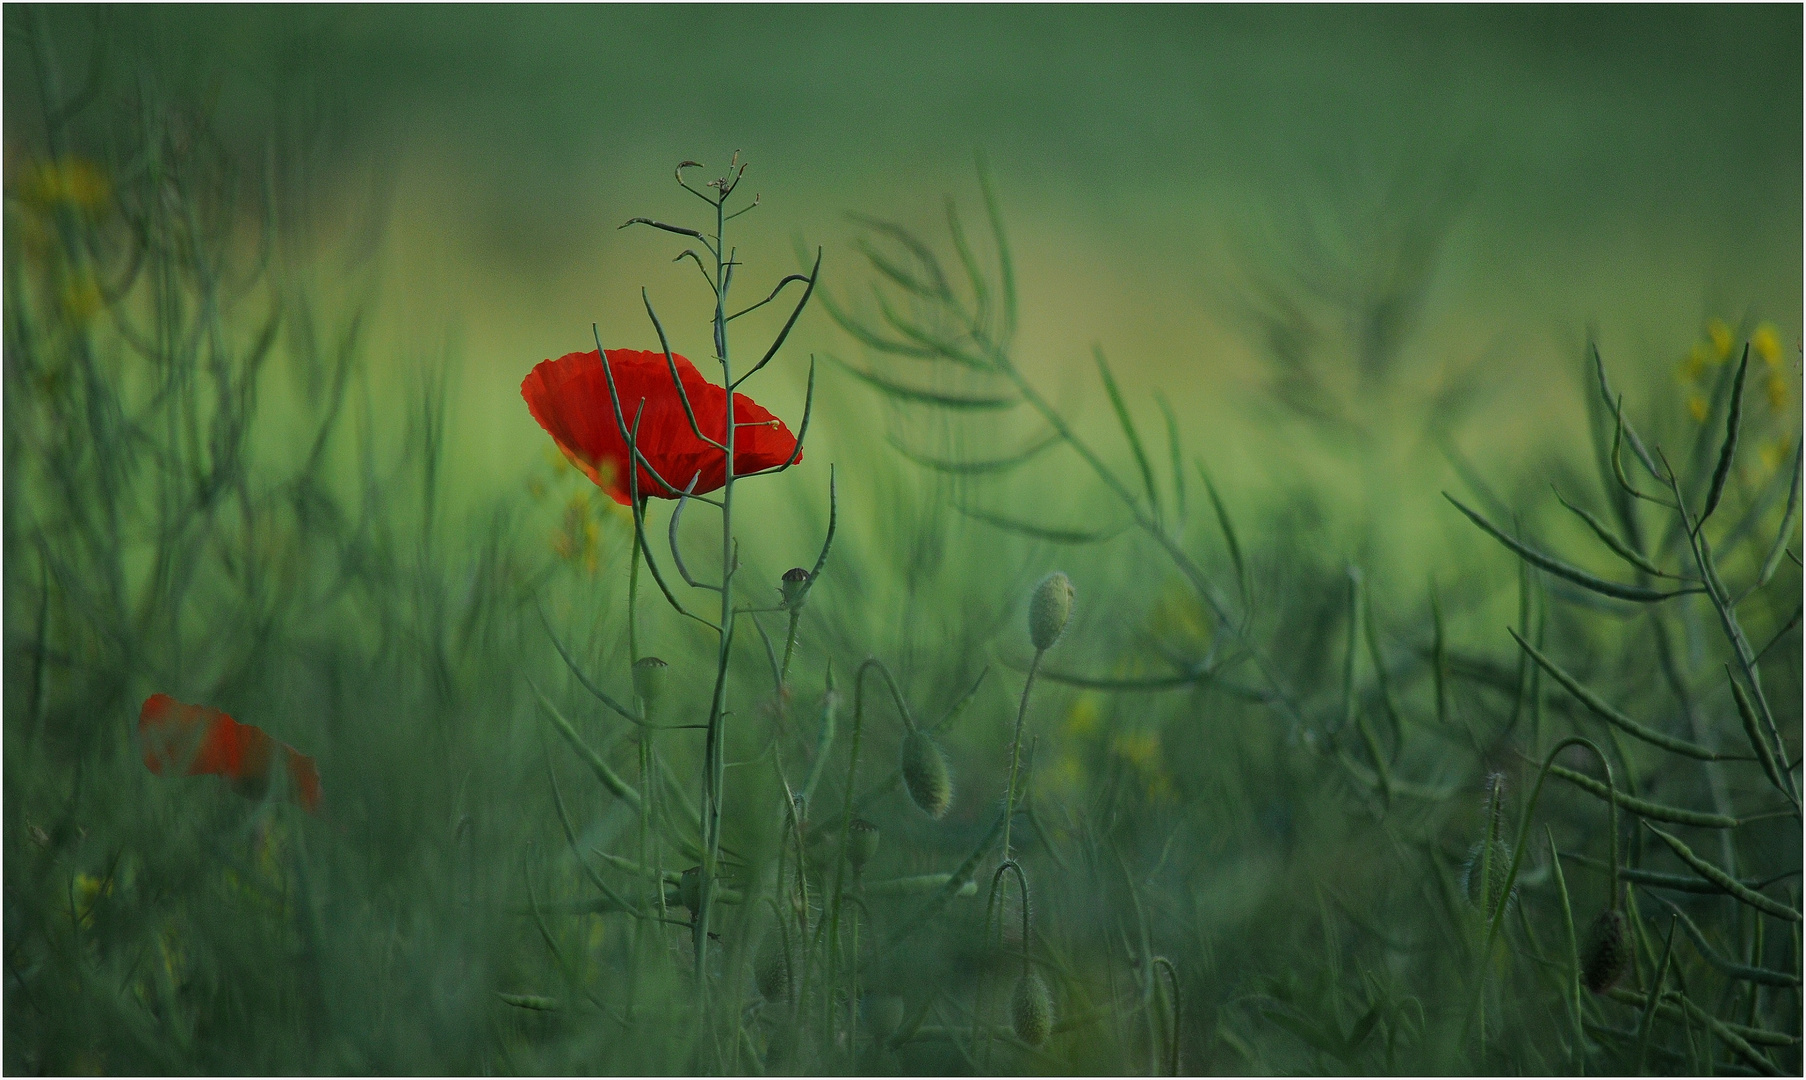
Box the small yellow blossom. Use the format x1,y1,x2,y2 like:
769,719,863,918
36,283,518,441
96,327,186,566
1707,319,1734,362
1767,374,1789,412
1753,324,1785,368
1064,692,1103,737
1680,345,1709,383
59,271,104,324
1112,730,1161,771
16,158,110,213
1759,438,1790,474
1687,394,1709,423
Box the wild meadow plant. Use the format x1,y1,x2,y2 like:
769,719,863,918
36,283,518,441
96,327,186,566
6,22,1799,1073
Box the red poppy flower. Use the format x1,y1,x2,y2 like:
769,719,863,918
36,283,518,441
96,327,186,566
521,349,800,506
139,694,322,813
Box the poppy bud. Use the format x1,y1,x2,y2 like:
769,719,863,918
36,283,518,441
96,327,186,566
633,657,669,715
780,567,812,611
900,731,952,820
755,932,790,1003
1011,969,1054,1046
1460,839,1517,916
1028,572,1074,651
1581,908,1630,994
678,866,703,915
847,818,880,875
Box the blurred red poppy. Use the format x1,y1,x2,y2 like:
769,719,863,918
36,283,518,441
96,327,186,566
521,349,799,506
139,694,322,813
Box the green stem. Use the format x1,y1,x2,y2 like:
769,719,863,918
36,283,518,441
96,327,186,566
1001,649,1044,862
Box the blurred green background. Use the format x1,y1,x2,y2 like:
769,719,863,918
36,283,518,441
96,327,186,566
6,6,1801,1075
10,4,1801,554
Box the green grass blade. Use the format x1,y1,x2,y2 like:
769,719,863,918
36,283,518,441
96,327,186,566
1094,346,1162,525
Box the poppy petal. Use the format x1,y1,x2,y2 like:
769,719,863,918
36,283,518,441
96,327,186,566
138,695,322,813
522,349,799,505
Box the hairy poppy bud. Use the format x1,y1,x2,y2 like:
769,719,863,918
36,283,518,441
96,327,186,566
1011,970,1054,1046
755,932,790,1003
1028,572,1074,651
1581,908,1630,994
678,866,702,915
780,567,812,611
633,657,669,715
900,731,952,819
847,818,880,875
1460,839,1517,916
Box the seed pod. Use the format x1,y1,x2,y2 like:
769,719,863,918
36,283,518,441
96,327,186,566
1460,839,1518,916
633,656,669,716
754,932,790,1003
678,866,702,915
1581,908,1630,994
1011,969,1054,1046
1028,572,1074,651
900,731,952,819
847,818,880,875
780,567,812,611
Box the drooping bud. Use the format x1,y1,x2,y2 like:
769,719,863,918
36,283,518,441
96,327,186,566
1581,908,1630,994
1028,572,1074,651
633,656,669,716
900,731,952,820
1011,969,1054,1046
780,567,812,611
754,931,791,1003
847,818,880,875
678,866,702,915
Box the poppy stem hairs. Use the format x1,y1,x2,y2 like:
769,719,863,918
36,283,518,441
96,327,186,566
523,155,831,999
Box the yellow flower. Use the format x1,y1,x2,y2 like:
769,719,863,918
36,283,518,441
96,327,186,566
1753,324,1785,368
1680,346,1709,383
1686,394,1709,423
1112,730,1161,771
16,158,110,214
1064,692,1103,737
1707,319,1734,362
59,271,104,324
1767,374,1789,412
1759,438,1790,474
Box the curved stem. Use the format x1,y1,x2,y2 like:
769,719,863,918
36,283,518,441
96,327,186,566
1001,648,1045,862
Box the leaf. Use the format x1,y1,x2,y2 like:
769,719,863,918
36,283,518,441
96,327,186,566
1444,493,1698,603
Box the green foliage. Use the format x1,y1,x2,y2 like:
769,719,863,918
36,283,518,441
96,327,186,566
6,21,1800,1078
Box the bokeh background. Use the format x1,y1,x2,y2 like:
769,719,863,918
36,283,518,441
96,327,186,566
10,5,1800,553
6,6,1801,1075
